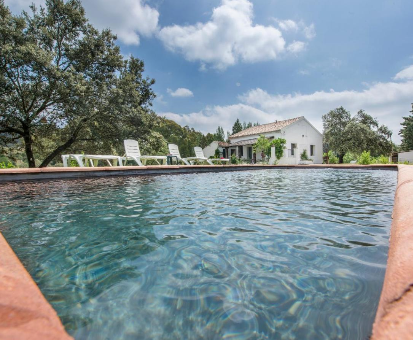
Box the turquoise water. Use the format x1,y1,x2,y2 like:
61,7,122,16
0,169,396,340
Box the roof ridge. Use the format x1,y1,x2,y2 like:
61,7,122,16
229,116,302,139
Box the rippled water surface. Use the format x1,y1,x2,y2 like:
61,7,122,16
0,169,397,339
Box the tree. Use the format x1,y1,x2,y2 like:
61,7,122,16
232,118,243,135
253,135,286,162
322,107,351,163
323,107,392,163
399,105,413,151
270,138,286,161
214,126,225,142
242,121,253,130
0,0,157,167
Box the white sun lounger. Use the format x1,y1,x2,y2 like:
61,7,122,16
123,139,167,166
62,154,123,167
168,144,190,165
193,147,229,165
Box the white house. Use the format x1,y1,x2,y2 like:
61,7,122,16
204,116,323,164
398,151,413,164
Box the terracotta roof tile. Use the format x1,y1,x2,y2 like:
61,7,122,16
229,117,303,139
218,141,230,147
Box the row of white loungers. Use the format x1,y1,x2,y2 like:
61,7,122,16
62,140,229,167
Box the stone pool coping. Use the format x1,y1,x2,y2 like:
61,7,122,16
0,163,410,339
0,233,73,339
371,164,413,340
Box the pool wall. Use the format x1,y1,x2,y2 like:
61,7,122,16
0,164,411,339
0,163,398,182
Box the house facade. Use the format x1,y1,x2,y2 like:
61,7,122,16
203,116,323,164
398,151,413,164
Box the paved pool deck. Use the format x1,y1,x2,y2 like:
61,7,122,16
0,164,411,339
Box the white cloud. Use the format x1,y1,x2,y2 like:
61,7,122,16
394,65,413,80
236,82,241,87
5,0,159,46
303,24,316,39
158,0,309,70
161,104,276,133
161,65,413,143
287,41,306,53
275,19,316,40
81,0,159,45
167,88,194,97
277,19,299,32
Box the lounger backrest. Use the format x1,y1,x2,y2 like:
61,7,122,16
194,147,205,158
124,139,141,157
168,144,181,158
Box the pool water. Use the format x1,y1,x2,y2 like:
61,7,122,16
0,169,397,340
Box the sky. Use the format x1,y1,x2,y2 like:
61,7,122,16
7,0,413,143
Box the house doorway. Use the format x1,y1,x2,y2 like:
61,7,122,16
238,146,243,159
247,146,253,160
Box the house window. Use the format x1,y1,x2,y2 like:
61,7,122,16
231,149,236,156
291,143,297,156
310,145,315,156
238,146,243,158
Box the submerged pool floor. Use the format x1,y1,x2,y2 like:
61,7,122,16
0,169,397,340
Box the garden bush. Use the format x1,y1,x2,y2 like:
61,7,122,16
358,151,372,165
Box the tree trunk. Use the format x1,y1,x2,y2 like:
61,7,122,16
339,153,345,164
39,136,77,168
23,129,36,168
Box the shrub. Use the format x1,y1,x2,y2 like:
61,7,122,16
230,154,239,164
270,138,287,161
358,151,372,165
0,161,15,169
214,148,220,158
375,155,389,164
300,149,309,161
343,152,357,164
324,150,338,164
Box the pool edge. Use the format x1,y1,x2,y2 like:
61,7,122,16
0,164,398,182
371,164,413,340
0,233,73,340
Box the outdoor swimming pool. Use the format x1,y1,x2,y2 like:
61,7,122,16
0,169,397,339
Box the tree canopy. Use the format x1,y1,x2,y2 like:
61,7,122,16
214,126,225,142
232,118,243,135
253,135,286,162
399,105,413,151
0,0,157,167
323,107,392,163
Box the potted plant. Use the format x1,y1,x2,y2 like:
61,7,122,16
298,149,313,165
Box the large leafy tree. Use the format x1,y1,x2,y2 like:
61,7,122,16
0,0,156,167
323,107,392,163
322,107,351,163
399,105,413,151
